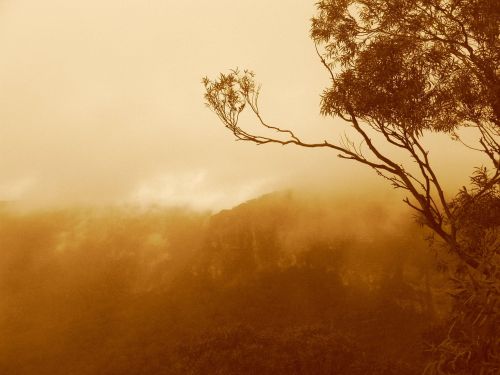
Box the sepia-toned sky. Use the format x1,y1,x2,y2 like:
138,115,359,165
0,0,484,210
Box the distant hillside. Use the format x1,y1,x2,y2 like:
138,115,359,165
0,192,446,375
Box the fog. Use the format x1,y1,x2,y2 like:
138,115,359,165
0,0,482,210
0,2,492,374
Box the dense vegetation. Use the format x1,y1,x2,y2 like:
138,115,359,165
0,192,450,374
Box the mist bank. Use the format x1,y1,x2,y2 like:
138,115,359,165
0,191,450,374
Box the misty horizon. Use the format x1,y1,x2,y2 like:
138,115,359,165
1,1,498,374
0,0,484,211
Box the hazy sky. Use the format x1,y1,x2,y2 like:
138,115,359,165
0,0,484,210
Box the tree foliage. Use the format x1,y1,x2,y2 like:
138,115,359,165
203,1,499,373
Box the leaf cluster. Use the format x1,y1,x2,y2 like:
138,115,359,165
312,0,500,135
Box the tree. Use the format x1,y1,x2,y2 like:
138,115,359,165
203,1,499,373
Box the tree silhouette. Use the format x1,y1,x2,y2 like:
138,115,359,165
203,1,499,373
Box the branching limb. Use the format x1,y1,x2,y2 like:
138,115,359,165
203,68,489,272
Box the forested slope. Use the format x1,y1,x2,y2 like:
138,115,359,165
0,192,447,374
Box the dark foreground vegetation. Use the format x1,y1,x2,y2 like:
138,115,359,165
1,192,456,374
